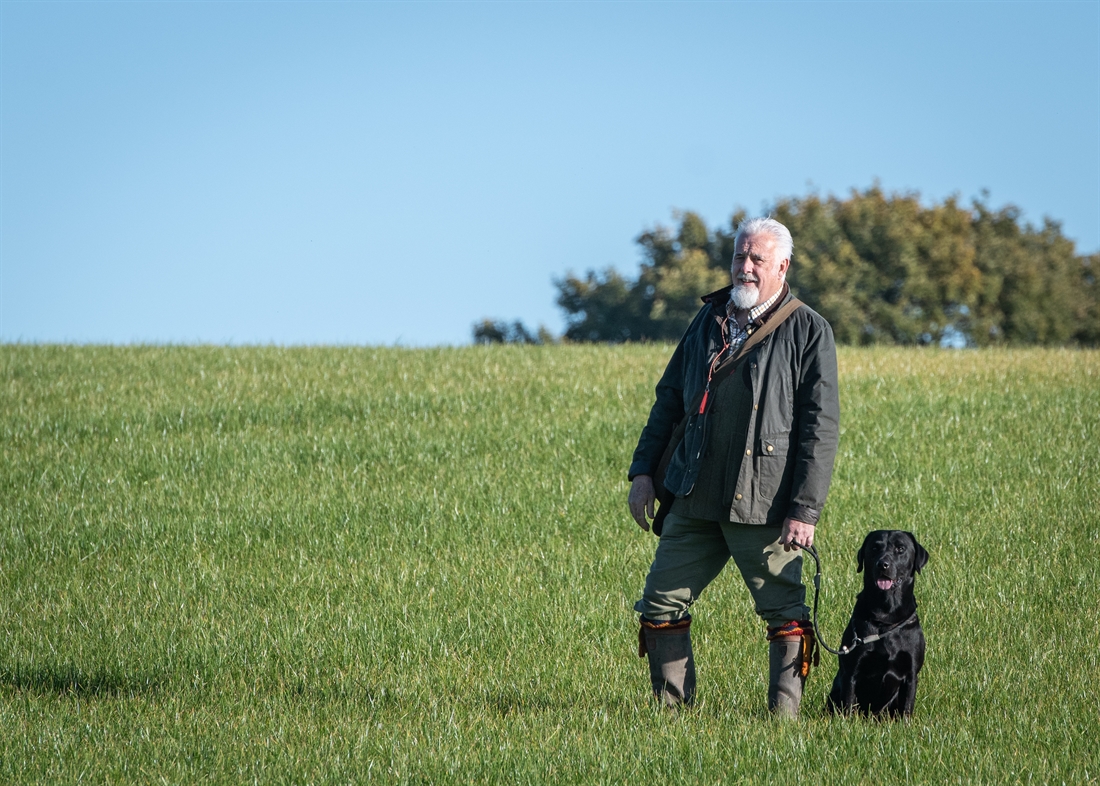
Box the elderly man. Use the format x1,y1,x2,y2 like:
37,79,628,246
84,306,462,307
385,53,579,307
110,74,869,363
627,217,839,716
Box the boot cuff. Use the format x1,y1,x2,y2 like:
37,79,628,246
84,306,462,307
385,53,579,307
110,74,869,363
639,615,692,658
766,619,811,641
767,621,819,678
641,615,692,632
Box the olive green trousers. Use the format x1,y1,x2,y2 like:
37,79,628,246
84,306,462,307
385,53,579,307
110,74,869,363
634,512,809,628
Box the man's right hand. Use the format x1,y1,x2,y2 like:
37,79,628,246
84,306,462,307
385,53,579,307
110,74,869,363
628,475,657,531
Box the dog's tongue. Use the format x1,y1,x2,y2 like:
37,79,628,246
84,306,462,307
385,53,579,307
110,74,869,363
876,579,894,591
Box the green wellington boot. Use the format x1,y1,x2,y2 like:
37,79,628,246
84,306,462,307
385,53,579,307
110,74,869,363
639,617,696,708
768,635,806,718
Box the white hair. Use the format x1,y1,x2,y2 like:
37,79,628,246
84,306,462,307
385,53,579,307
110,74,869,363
734,217,793,262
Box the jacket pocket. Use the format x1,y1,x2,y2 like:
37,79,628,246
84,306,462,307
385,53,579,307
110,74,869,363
752,433,791,518
664,412,707,496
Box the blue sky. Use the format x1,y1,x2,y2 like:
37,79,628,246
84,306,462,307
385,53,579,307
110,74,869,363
3,1,1098,346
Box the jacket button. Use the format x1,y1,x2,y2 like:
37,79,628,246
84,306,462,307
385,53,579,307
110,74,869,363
766,445,774,452
745,449,751,456
754,404,758,410
735,493,743,501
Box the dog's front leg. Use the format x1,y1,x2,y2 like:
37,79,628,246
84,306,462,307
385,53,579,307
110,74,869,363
828,657,859,714
898,672,918,717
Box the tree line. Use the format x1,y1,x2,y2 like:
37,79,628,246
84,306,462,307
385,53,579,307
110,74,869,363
475,186,1099,346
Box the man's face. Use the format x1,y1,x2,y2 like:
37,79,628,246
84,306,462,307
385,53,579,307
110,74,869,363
730,232,789,309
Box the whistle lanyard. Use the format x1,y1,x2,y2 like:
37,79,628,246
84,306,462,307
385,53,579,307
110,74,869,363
698,317,761,415
698,319,731,414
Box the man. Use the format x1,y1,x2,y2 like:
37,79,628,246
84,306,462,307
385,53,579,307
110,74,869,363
627,217,839,717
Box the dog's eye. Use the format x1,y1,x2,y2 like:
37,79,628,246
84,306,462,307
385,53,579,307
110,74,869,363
895,546,905,554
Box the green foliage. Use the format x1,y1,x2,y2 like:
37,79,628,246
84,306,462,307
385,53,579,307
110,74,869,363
472,319,553,345
557,189,1098,346
1,345,1098,783
556,210,743,341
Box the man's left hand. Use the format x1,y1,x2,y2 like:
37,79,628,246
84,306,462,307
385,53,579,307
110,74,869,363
780,518,815,551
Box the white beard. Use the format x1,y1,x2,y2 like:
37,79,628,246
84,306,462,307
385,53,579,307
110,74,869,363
729,284,759,310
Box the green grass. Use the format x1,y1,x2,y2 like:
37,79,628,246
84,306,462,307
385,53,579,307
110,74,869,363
1,344,1097,784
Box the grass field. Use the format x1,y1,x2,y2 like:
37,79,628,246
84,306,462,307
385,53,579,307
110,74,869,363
2,344,1098,784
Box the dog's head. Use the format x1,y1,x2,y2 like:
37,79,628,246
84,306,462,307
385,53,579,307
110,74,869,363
856,530,929,592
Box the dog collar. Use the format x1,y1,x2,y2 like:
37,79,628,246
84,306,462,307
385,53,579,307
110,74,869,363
839,612,919,655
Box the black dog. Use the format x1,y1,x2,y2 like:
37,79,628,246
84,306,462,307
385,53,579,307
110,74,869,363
827,530,929,718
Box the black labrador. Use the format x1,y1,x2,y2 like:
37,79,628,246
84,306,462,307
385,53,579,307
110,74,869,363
827,530,929,718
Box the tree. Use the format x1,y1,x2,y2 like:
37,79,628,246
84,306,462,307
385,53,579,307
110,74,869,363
555,210,741,342
472,319,553,345
775,188,986,345
556,189,1098,346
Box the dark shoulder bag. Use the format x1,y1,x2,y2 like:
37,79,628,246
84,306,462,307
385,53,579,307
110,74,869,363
650,298,804,535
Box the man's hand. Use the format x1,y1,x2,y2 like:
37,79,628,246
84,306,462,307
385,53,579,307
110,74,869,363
780,517,815,551
628,475,657,531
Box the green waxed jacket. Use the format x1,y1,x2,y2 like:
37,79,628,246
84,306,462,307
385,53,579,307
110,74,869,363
628,286,839,526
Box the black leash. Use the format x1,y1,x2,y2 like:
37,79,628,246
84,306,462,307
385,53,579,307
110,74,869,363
802,543,918,657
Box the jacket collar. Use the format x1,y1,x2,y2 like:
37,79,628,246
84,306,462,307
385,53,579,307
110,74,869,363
701,285,733,309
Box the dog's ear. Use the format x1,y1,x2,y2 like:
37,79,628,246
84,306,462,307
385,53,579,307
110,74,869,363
856,540,866,573
909,532,929,574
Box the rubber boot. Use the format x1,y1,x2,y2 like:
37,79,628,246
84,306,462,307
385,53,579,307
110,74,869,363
639,617,695,708
767,636,804,718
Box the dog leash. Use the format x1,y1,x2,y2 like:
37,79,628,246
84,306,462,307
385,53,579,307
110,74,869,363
802,543,919,657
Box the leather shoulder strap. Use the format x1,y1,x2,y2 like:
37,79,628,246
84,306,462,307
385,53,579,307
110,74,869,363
720,297,804,372
687,297,804,414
